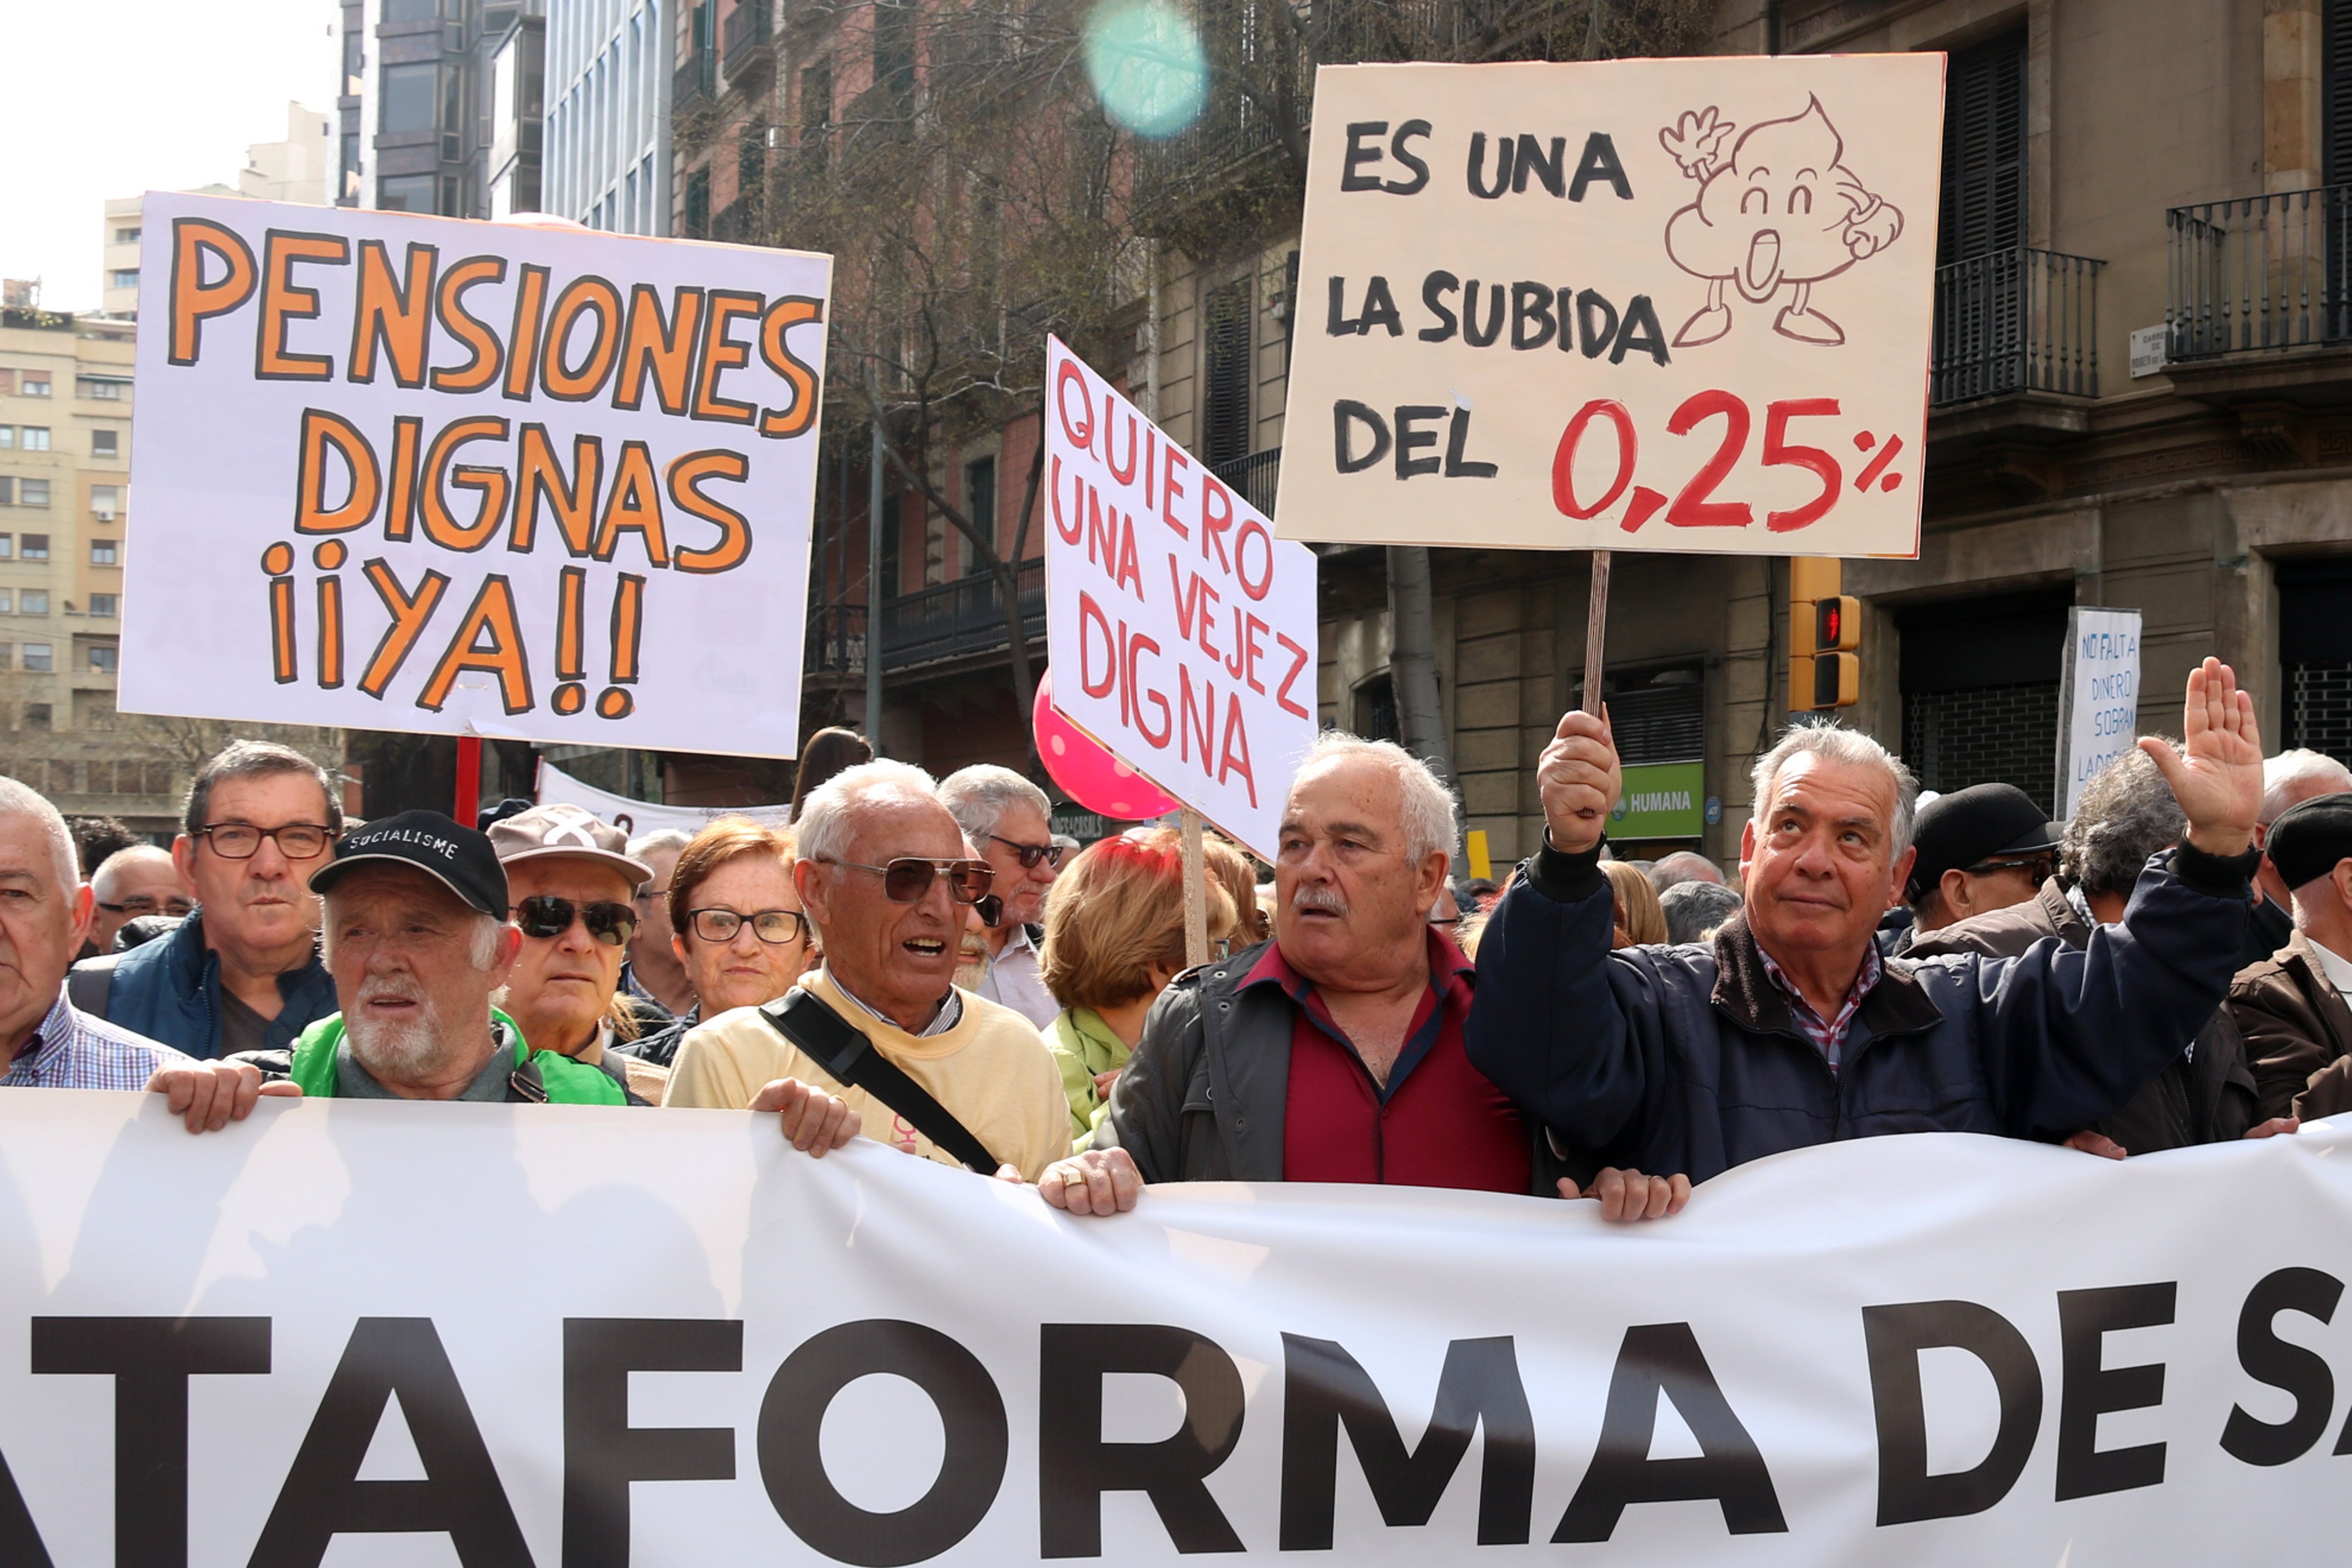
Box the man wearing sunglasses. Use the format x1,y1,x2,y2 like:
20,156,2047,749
663,760,1072,1182
85,845,193,956
486,804,669,1104
69,741,340,1061
1896,783,2061,946
938,765,1064,1029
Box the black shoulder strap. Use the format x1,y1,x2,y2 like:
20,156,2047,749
67,957,117,1021
759,989,1002,1174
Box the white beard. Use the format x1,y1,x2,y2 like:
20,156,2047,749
344,988,456,1085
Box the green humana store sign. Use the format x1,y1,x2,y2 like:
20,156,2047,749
1611,760,1706,840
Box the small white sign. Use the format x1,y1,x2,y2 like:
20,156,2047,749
2055,606,2143,819
2130,325,2169,378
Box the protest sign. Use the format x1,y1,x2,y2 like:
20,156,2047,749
3,1093,2350,1566
1276,56,1943,559
536,759,788,837
121,192,832,757
1044,337,1318,858
2055,607,2143,819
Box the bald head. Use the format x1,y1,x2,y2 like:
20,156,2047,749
88,844,193,953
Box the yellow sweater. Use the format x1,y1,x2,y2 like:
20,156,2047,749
660,969,1073,1182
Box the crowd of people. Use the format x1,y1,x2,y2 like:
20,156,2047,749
2,657,2344,1228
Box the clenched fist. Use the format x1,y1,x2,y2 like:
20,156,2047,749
1539,708,1622,856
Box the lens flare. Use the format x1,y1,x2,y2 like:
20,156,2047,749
1084,0,1208,138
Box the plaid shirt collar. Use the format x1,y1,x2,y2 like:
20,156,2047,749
2,993,184,1091
1752,938,1882,1070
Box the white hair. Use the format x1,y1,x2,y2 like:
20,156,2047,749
2261,749,2352,826
627,827,693,858
90,843,176,901
794,759,944,865
320,888,505,972
937,764,1052,844
0,777,81,890
1293,731,1460,864
1649,850,1724,889
1749,721,1920,861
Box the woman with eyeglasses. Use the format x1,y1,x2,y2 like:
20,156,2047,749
619,817,812,1072
1039,828,1239,1146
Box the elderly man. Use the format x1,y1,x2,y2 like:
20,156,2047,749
2252,750,2352,959
86,845,193,955
1898,783,2061,940
149,813,635,1120
937,764,1062,1027
624,827,697,1017
1909,748,2278,1153
71,741,339,1059
1649,851,1725,890
0,780,184,1093
2231,793,2352,1121
1045,733,1682,1223
1466,658,2268,1185
661,761,1071,1181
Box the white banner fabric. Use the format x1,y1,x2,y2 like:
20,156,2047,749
122,192,831,757
2,1094,2350,1565
536,759,790,840
1043,337,1319,859
1276,56,1944,557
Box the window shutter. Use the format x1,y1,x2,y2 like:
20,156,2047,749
1201,280,1252,470
1939,31,2026,265
2327,0,2352,184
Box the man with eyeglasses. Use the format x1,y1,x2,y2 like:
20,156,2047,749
938,765,1064,1028
85,845,193,955
663,760,1071,1182
485,803,669,1103
1895,783,2061,946
68,741,340,1060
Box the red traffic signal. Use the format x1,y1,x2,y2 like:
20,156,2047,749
1815,595,1861,653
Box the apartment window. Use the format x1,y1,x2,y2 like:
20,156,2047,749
0,371,11,395
20,536,47,560
21,373,48,398
20,427,47,452
91,429,118,458
18,482,46,508
963,456,997,574
21,645,52,673
88,646,117,674
0,428,11,449
1200,279,1253,470
684,167,711,239
113,227,140,244
107,271,139,290
23,704,50,731
800,59,833,174
0,592,13,613
382,0,440,20
90,538,117,564
1940,31,2026,266
0,482,10,507
378,173,438,213
20,592,47,616
0,645,11,669
381,62,439,134
875,0,916,98
0,535,12,557
78,378,124,400
89,594,117,618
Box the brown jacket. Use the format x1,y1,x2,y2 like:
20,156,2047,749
2228,930,2352,1121
1907,877,2258,1150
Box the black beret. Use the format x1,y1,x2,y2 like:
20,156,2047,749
1906,783,2061,900
2264,791,2352,892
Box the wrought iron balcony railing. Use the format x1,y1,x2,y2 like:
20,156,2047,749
2167,184,2352,358
721,0,772,80
879,559,1044,669
1212,446,1281,517
1930,247,2102,406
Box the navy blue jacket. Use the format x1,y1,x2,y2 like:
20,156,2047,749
82,907,337,1061
1465,839,2258,1184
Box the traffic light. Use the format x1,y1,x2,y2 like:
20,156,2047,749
1789,558,1861,710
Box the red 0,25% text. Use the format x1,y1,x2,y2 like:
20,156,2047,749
1551,391,1907,535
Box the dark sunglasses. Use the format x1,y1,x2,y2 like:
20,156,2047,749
823,856,994,904
987,833,1065,870
511,896,638,946
1964,853,2053,880
98,895,195,917
687,906,809,945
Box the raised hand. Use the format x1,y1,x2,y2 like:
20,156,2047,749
1539,707,1621,856
2138,657,2263,856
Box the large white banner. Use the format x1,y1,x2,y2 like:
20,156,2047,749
123,192,831,757
536,759,790,840
1044,337,1319,858
3,1094,2350,1565
1276,57,1943,558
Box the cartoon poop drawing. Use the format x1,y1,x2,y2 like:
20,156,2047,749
1659,96,1903,347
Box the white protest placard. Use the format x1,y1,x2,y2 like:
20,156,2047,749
1044,337,1318,858
2055,607,2143,818
536,759,789,837
122,192,831,756
1276,56,1943,558
4,1094,2352,1566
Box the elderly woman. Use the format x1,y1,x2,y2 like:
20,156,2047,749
1600,859,1668,948
624,816,813,1074
1041,827,1237,1144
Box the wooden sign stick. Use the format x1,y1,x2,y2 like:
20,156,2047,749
1582,549,1611,715
1180,807,1210,967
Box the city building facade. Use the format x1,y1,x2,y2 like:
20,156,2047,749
542,0,671,232
339,0,546,219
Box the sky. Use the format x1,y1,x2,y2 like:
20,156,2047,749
0,0,343,313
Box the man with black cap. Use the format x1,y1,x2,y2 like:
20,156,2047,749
147,811,635,1113
1899,783,2060,942
2231,791,2352,1121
